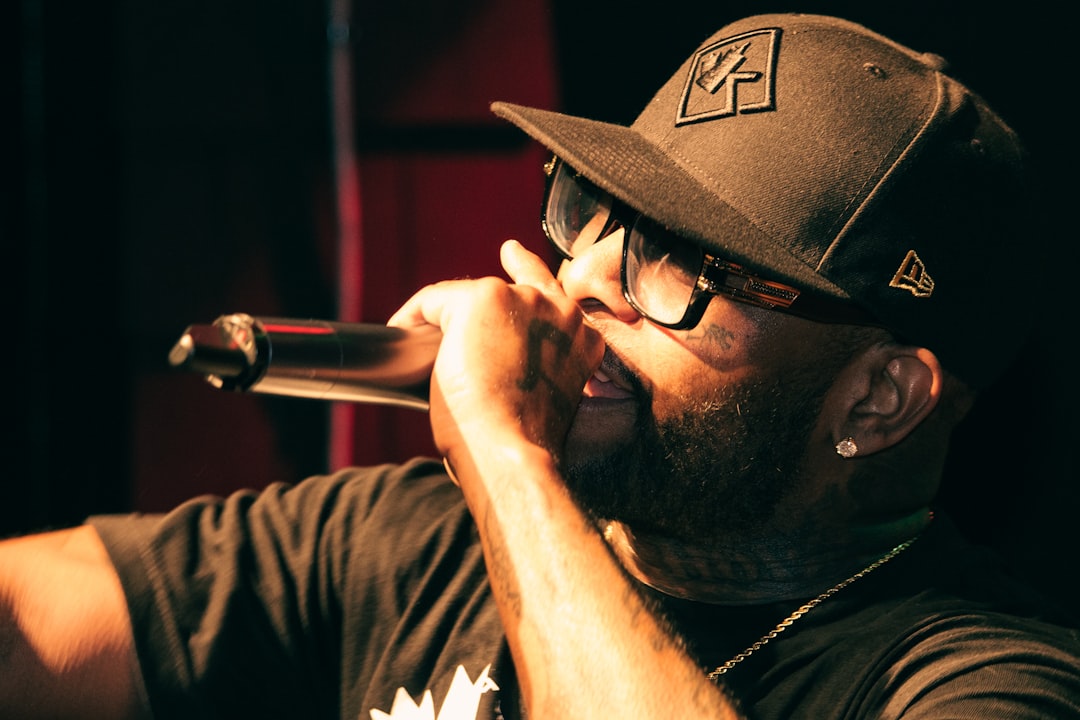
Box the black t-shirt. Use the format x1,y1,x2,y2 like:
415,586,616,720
90,458,1080,719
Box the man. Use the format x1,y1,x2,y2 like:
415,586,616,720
2,13,1078,719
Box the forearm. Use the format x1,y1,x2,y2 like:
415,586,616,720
451,439,743,720
0,526,146,720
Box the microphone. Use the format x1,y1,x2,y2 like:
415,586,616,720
168,313,441,410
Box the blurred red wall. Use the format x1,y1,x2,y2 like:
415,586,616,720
127,0,559,511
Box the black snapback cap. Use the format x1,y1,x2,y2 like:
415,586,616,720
492,13,1036,389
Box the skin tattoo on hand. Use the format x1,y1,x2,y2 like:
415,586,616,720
516,319,577,418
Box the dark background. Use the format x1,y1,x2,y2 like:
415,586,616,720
5,2,1077,608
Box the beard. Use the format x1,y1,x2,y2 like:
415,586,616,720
562,361,837,543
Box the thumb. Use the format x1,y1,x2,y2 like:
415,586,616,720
501,239,561,294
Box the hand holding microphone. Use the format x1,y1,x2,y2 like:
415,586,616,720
168,243,601,423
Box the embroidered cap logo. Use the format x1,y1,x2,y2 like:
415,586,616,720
675,28,780,126
890,250,935,297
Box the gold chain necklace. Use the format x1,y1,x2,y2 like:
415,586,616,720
706,533,923,681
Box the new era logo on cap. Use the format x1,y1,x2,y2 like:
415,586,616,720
676,28,779,125
890,250,935,297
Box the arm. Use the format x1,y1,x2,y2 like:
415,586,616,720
0,525,146,719
388,240,743,719
452,434,741,718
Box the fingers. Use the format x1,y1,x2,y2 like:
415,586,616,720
501,239,561,294
389,240,562,332
380,244,605,466
386,284,439,329
386,279,470,330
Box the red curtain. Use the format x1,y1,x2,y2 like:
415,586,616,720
128,0,559,511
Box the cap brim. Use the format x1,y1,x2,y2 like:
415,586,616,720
491,100,850,299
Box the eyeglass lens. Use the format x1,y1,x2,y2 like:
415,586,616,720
623,217,703,326
545,160,705,327
543,162,615,258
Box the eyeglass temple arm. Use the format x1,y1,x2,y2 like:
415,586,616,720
701,256,881,326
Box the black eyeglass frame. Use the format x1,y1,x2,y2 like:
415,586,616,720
541,156,882,331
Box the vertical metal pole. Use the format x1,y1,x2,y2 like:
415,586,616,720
326,0,362,469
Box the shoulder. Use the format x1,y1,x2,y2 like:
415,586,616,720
92,457,456,540
857,608,1080,718
734,515,1080,718
737,587,1080,719
88,457,468,599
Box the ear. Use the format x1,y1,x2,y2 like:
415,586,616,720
827,343,943,457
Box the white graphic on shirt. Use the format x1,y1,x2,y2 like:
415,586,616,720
369,664,499,720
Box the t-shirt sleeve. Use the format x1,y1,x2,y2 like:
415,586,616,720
89,457,457,719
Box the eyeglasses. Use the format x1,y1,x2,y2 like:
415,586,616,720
541,156,880,331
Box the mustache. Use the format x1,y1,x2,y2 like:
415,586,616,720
600,346,649,401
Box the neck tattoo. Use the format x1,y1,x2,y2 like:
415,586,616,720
705,526,927,680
